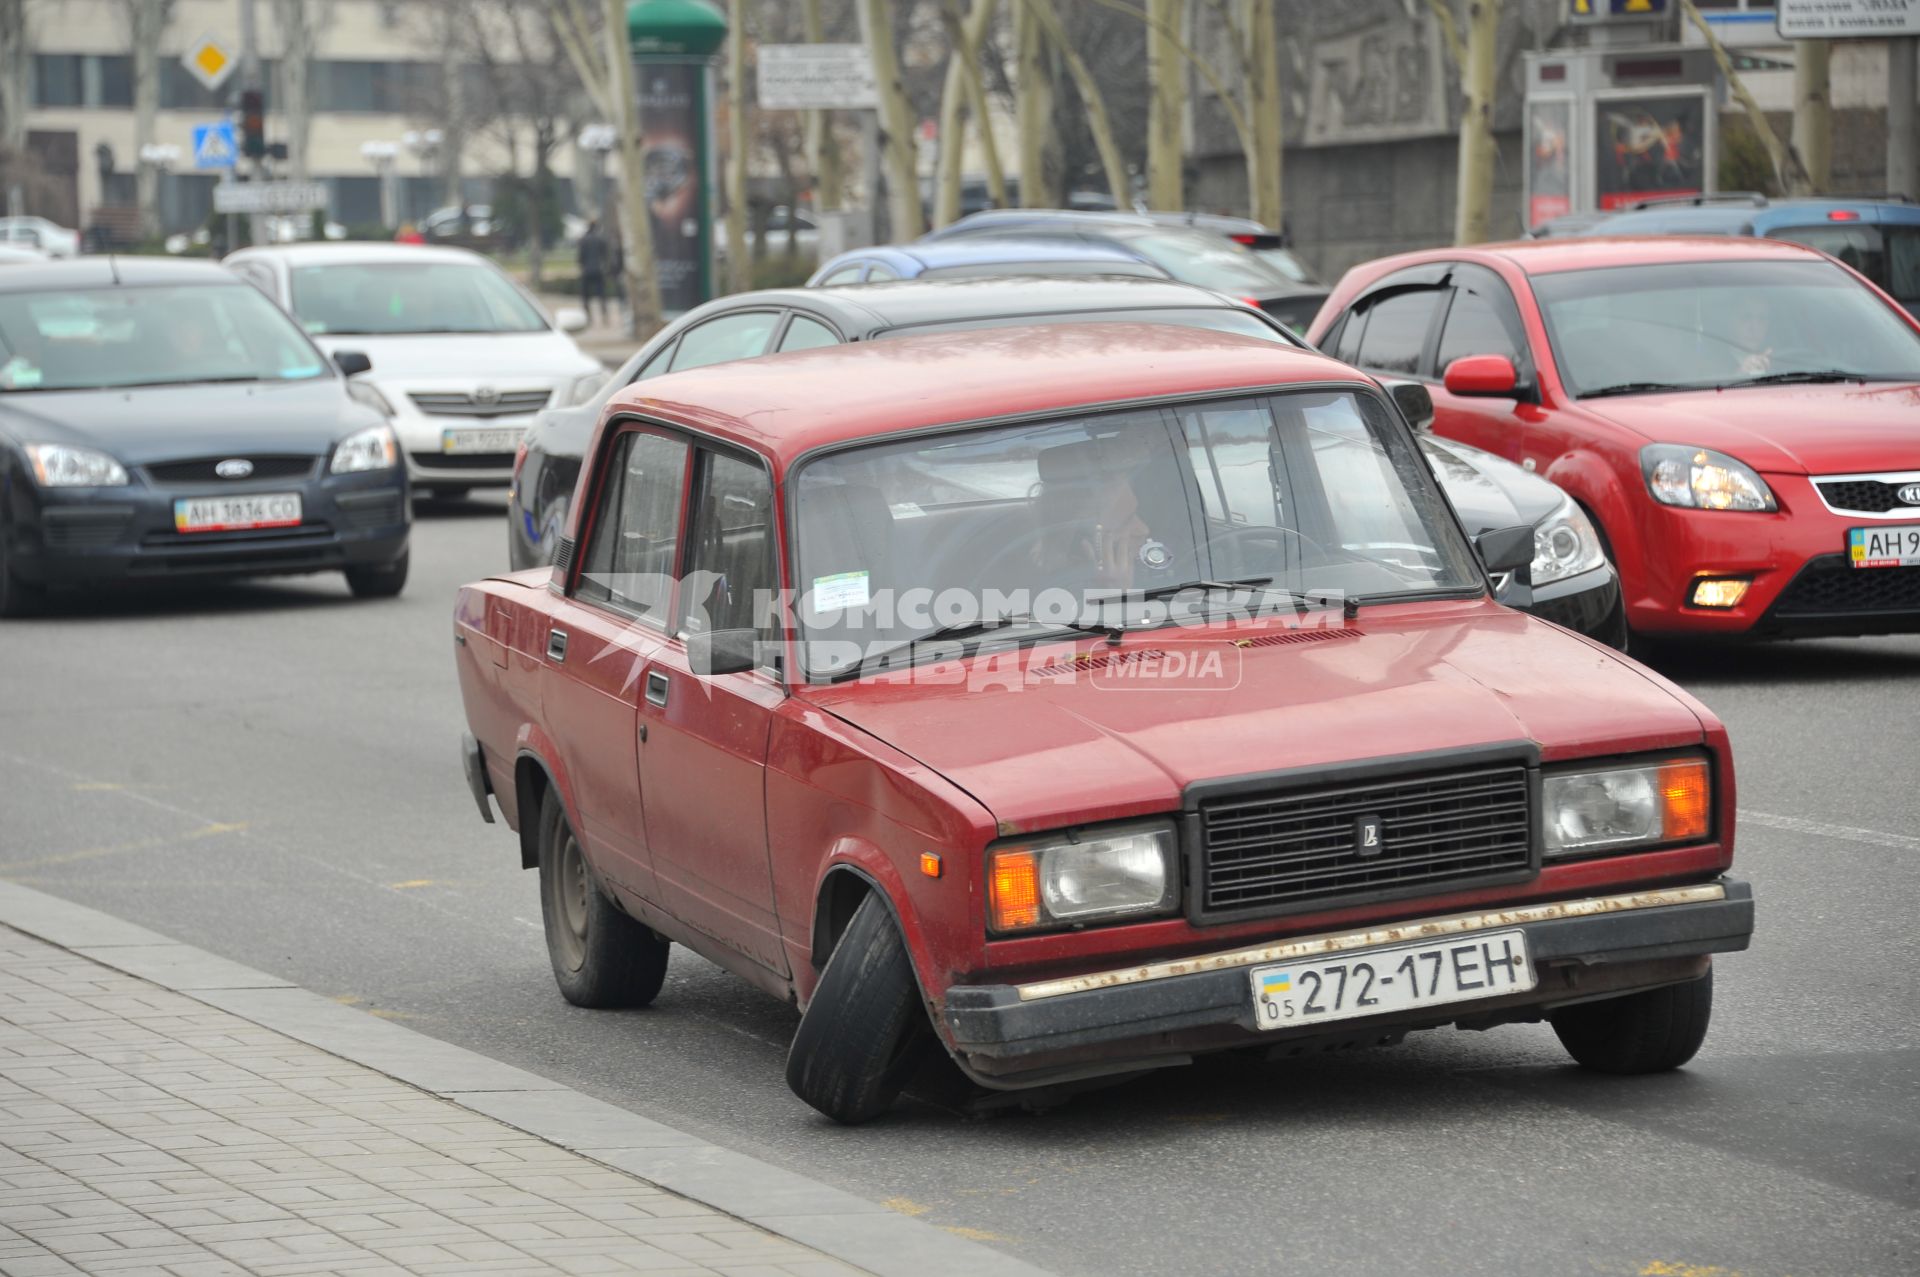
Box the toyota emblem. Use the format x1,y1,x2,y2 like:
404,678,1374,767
214,458,254,479
472,385,500,406
1898,482,1920,506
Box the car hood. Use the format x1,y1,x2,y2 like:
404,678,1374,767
1580,380,1920,474
805,605,1708,831
306,330,596,381
0,379,376,464
1420,435,1561,532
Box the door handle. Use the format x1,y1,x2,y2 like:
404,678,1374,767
645,669,670,706
547,628,568,661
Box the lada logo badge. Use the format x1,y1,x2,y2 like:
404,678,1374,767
1354,814,1384,857
214,458,253,479
1897,482,1920,506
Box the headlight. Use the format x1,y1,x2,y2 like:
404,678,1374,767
565,371,610,406
1543,755,1711,858
1641,444,1776,512
330,424,398,474
25,443,128,487
345,379,396,417
1530,494,1608,586
988,820,1178,933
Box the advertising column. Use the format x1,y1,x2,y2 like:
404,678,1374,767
628,0,727,314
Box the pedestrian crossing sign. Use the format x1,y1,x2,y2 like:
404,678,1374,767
192,122,237,171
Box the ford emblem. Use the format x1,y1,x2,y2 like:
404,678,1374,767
1899,482,1920,506
472,385,500,406
214,458,254,479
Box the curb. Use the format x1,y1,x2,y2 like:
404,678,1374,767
0,881,1055,1277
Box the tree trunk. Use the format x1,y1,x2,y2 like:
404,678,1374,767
1,0,32,215
726,0,750,292
1244,0,1282,229
268,0,326,183
934,0,999,227
605,0,663,335
1682,0,1809,195
802,0,843,212
1452,0,1499,246
1029,0,1127,211
126,0,172,236
1014,0,1059,207
857,0,924,238
953,0,1005,206
1792,39,1831,194
1146,0,1185,209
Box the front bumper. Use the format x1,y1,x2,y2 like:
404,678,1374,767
395,412,539,490
942,878,1753,1086
11,470,410,588
1497,562,1625,647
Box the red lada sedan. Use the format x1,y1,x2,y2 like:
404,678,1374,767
1308,237,1920,641
454,326,1753,1123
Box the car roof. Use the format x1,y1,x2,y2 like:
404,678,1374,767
1345,234,1836,281
0,254,248,293
610,323,1361,463
901,237,1157,269
225,241,492,267
1600,197,1920,235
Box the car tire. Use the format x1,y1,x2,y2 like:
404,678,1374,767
785,892,931,1124
345,550,409,599
537,792,669,1008
1550,969,1712,1074
0,536,46,618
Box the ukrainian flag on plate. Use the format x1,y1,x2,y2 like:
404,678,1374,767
1258,970,1291,996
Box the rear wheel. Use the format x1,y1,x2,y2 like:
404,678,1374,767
1551,969,1713,1074
537,792,669,1008
786,893,931,1124
0,535,45,618
345,550,408,599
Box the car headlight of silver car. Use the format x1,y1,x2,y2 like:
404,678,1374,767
25,443,128,487
330,424,398,474
1641,444,1776,512
565,371,610,406
1530,494,1608,586
1543,754,1711,859
988,819,1179,933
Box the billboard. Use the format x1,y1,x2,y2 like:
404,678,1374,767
637,61,712,313
1592,92,1707,211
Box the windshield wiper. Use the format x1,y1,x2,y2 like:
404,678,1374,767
1579,380,1691,399
826,611,1119,683
1713,369,1871,389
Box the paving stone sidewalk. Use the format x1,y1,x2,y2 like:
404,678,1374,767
0,924,864,1277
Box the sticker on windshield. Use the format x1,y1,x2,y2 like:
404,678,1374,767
812,570,870,611
279,365,324,379
0,359,42,389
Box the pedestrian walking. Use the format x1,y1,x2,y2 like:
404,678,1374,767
577,219,610,324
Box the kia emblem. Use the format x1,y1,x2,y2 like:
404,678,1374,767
472,385,500,406
1898,482,1920,506
214,458,253,479
1354,814,1384,857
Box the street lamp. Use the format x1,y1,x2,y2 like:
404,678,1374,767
578,123,617,221
360,139,400,229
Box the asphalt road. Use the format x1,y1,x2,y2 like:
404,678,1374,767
3,496,1917,1277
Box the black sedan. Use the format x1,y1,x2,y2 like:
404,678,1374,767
0,258,409,615
507,277,1623,645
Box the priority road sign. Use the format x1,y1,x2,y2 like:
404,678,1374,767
192,122,237,171
182,33,235,92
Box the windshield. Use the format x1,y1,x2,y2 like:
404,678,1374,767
1534,259,1920,396
289,260,548,335
0,283,329,393
791,388,1479,678
1769,223,1920,304
1119,230,1292,293
1253,247,1317,284
876,309,1292,343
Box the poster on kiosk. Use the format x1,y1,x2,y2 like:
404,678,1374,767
1589,88,1712,210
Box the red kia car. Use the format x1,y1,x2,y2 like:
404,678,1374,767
454,326,1753,1123
1308,237,1920,641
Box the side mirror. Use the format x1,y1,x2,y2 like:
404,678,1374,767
333,350,373,377
1443,354,1520,398
555,306,590,334
1474,524,1535,576
687,628,761,677
1386,381,1434,431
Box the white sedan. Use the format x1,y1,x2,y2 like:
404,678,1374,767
222,242,605,499
0,217,80,258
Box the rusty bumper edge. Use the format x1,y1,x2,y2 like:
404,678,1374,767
943,879,1753,1060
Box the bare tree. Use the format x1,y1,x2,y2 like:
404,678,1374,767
801,0,844,212
601,0,663,333
1680,0,1810,195
1242,0,1281,228
1027,0,1126,209
268,0,333,183
1793,39,1831,192
1423,0,1500,244
725,0,749,292
857,0,923,237
1013,0,1059,207
0,0,31,213
1145,0,1184,209
121,0,178,235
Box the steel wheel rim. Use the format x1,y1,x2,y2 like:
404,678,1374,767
550,828,589,971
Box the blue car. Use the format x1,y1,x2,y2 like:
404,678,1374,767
808,238,1165,287
1591,194,1920,315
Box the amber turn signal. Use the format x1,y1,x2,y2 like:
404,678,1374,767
989,850,1041,932
919,851,942,879
1659,757,1711,842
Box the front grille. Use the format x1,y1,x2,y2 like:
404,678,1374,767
1814,478,1920,516
145,455,317,482
1771,554,1920,616
408,389,550,418
1195,758,1534,920
411,451,515,471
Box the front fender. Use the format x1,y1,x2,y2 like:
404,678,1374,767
1543,449,1643,595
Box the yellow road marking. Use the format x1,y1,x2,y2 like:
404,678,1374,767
3,822,248,871
388,879,438,890
943,1225,1012,1242
882,1197,931,1217
1642,1263,1744,1277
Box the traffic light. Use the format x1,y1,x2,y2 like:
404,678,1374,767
240,88,266,160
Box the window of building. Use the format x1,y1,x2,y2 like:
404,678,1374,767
33,55,83,108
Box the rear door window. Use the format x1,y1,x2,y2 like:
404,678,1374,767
668,312,779,372
777,315,840,352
